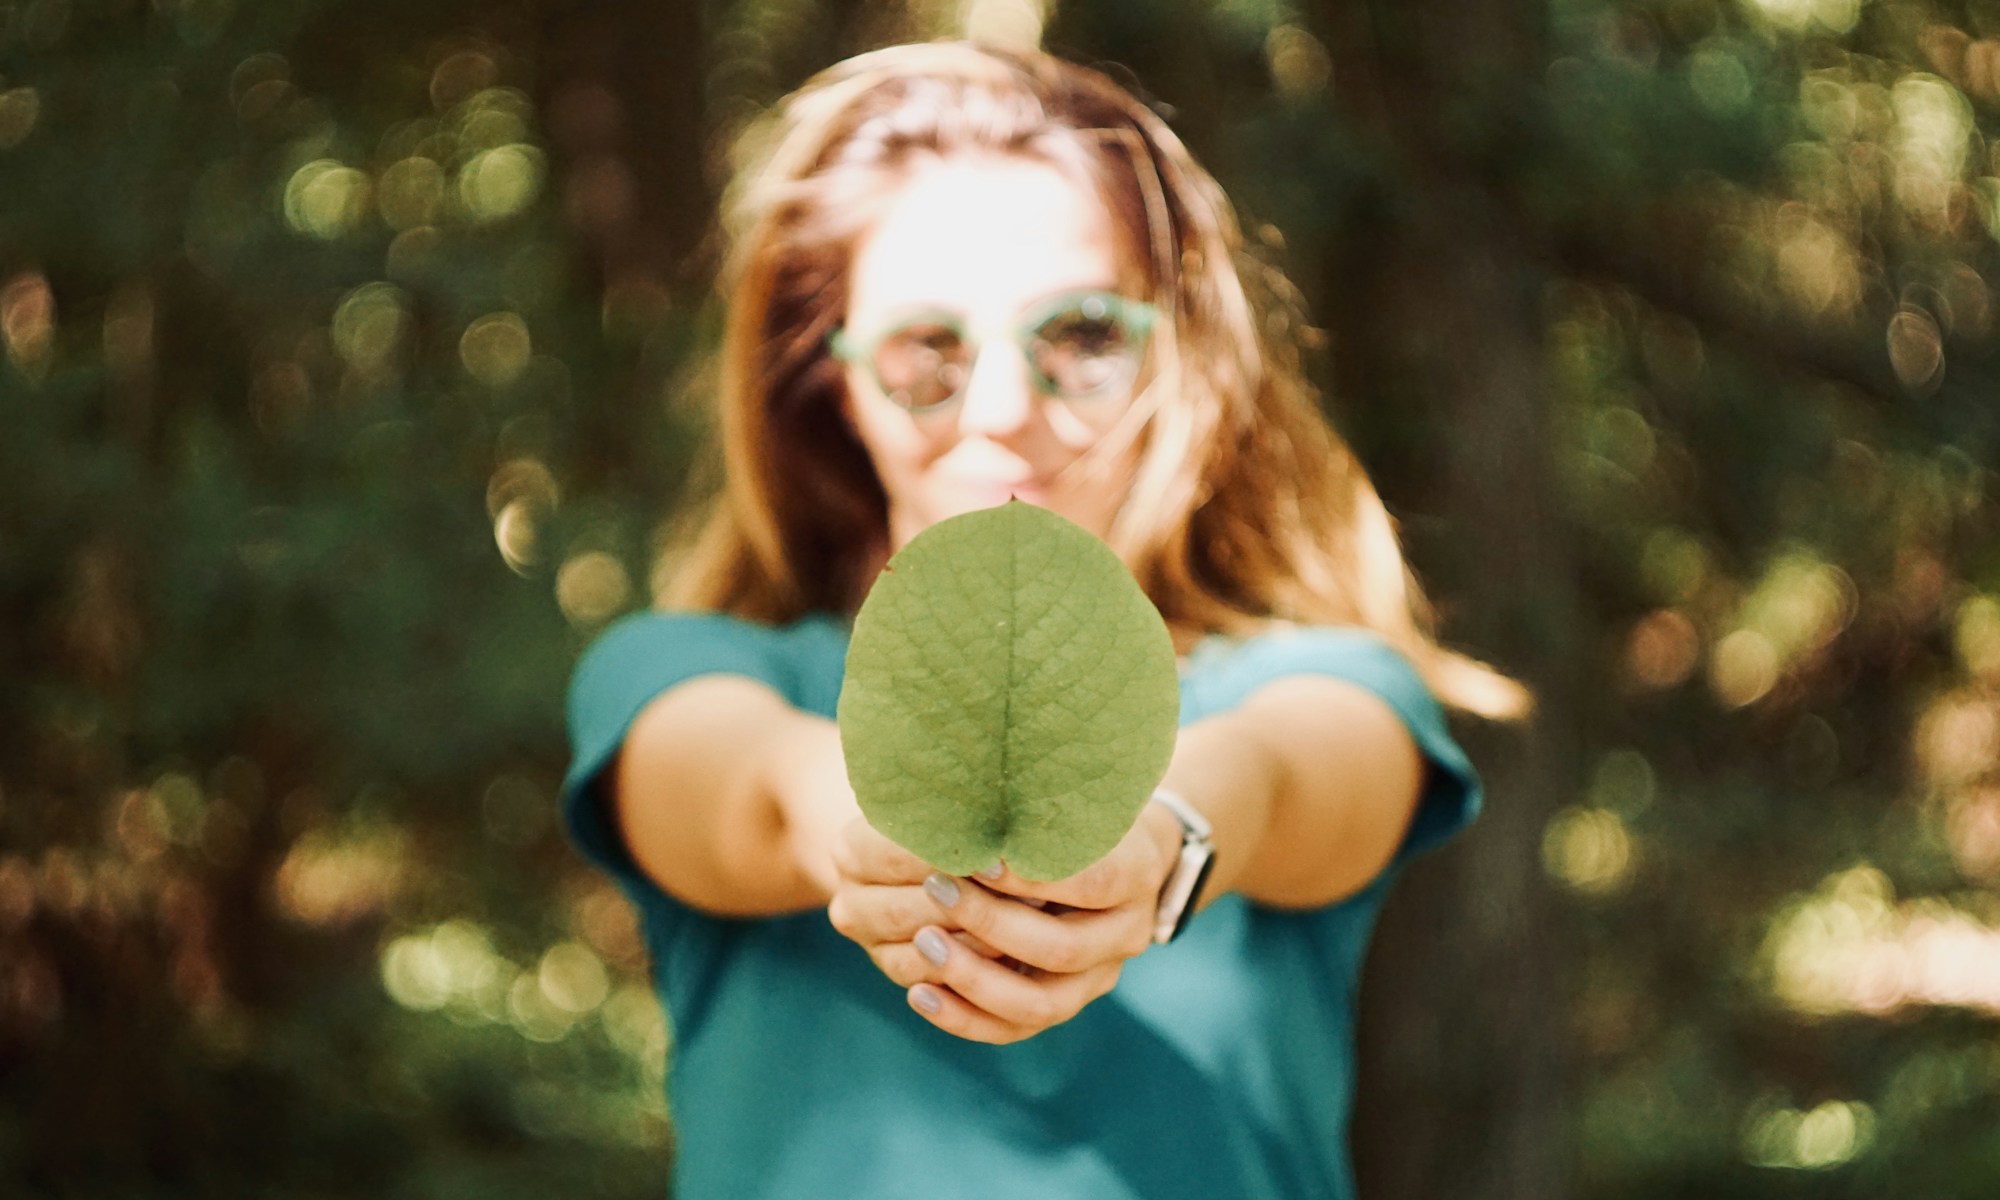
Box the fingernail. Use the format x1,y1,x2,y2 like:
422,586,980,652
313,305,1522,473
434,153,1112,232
915,927,949,967
910,984,942,1016
923,872,961,908
974,861,1003,881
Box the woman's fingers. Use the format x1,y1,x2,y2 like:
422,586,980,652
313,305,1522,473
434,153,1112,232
920,872,1153,973
830,815,934,885
828,883,943,946
829,883,1010,958
883,928,1123,1044
974,811,1178,913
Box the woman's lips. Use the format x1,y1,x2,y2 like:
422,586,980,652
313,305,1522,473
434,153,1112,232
957,476,1047,504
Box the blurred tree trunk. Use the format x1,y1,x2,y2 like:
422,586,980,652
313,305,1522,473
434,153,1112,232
537,0,712,290
1311,3,1583,1199
535,0,712,503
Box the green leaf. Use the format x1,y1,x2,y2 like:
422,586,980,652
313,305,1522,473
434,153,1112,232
838,501,1181,881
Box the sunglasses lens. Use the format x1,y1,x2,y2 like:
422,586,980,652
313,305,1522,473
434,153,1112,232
874,322,971,411
1029,299,1143,398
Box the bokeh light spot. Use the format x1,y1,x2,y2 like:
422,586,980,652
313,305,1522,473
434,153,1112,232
1892,75,1973,181
381,935,450,1011
0,86,41,148
557,552,633,627
1946,786,2000,878
376,156,445,230
538,942,610,1015
149,772,207,846
494,502,539,573
1,270,55,376
1764,865,2000,1020
1953,594,2000,682
112,788,170,863
508,970,576,1042
274,826,407,926
1625,608,1701,690
1543,807,1635,894
486,458,558,573
1800,71,1858,141
961,0,1047,49
380,919,508,1014
1744,1099,1875,1169
229,52,289,111
1711,629,1780,708
0,856,35,933
1915,692,1999,786
384,225,443,280
1775,212,1859,315
283,160,371,240
457,144,543,224
1735,549,1856,665
430,48,499,112
331,282,409,377
1888,306,1945,389
601,983,669,1067
1746,0,1861,35
1639,530,1710,603
459,311,532,387
458,102,529,155
1689,44,1752,113
1266,25,1332,101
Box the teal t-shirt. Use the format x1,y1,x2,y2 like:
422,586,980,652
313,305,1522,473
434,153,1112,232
562,611,1480,1200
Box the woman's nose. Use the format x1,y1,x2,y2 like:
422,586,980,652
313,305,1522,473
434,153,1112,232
954,341,1037,438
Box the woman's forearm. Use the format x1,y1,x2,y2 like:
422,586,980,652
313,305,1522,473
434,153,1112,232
616,676,850,916
1155,710,1284,907
1158,678,1425,911
760,709,863,898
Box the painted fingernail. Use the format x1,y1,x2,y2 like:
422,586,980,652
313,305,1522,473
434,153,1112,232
910,984,943,1015
915,927,949,966
974,862,1003,881
923,872,961,908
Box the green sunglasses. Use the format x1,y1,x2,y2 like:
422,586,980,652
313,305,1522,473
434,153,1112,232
829,289,1158,416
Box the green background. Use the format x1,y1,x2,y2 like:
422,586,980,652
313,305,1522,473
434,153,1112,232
4,0,1999,1196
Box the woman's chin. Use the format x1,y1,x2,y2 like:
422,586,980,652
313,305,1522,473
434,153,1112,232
891,490,1117,549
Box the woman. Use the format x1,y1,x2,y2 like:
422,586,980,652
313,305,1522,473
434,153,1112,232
563,40,1523,1200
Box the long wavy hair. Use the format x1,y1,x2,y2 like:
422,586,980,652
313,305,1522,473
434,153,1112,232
661,41,1526,718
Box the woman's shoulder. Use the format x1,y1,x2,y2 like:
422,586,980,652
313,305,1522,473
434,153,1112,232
580,606,846,656
567,608,851,734
1183,622,1435,713
1186,622,1480,863
576,607,849,674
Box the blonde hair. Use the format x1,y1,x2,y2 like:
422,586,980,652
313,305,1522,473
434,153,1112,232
663,41,1526,718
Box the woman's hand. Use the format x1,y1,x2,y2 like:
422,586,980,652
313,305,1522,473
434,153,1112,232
826,807,1181,1044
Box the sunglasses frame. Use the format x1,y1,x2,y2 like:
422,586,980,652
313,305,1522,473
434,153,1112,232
829,289,1158,417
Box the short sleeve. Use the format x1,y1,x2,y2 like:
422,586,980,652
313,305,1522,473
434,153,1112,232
1185,627,1482,865
559,611,846,885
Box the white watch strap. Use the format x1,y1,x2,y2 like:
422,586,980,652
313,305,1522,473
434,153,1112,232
1149,786,1212,839
1149,788,1215,945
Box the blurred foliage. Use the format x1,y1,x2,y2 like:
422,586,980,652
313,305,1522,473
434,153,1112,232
5,0,2000,1197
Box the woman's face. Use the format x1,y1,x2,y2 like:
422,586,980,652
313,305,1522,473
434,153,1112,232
839,154,1148,550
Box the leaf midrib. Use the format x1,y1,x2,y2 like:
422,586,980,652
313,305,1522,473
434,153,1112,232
997,504,1018,847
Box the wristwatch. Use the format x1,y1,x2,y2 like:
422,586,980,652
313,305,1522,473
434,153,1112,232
1149,788,1217,945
